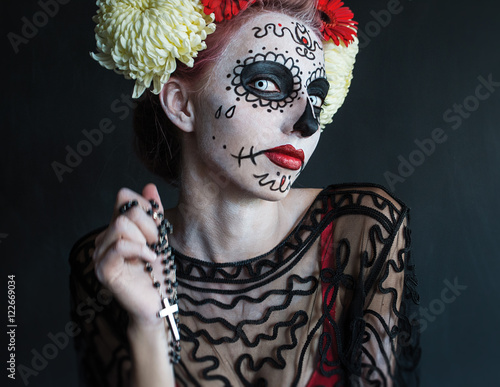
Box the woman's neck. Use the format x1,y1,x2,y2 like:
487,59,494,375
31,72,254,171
165,174,316,264
166,188,284,264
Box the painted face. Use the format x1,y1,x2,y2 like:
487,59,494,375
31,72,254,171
191,13,328,200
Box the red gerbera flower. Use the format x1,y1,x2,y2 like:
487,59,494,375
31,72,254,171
317,0,358,46
202,0,256,22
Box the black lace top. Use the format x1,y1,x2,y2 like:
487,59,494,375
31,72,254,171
69,183,420,386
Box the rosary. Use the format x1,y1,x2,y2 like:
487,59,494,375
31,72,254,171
120,199,181,364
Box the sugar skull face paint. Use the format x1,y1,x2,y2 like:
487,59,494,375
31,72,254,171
232,53,302,110
191,13,327,200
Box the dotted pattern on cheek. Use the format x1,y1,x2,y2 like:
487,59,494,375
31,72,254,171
231,52,302,111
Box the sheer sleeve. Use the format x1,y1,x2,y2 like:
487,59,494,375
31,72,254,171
69,227,133,387
354,215,419,386
319,185,420,386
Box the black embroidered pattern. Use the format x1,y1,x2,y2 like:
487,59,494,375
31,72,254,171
69,183,420,387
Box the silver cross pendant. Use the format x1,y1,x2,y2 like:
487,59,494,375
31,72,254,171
158,297,180,341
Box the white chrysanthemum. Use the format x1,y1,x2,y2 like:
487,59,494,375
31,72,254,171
319,36,359,130
91,0,216,98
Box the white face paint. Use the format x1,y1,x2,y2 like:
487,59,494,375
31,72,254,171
191,12,328,201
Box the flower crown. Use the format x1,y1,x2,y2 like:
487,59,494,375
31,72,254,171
91,0,358,129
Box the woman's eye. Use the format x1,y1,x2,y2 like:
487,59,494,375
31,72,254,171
309,95,323,108
249,79,280,92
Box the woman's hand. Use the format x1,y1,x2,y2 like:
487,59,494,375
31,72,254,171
93,183,167,328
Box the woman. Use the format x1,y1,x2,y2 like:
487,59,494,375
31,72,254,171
70,0,420,386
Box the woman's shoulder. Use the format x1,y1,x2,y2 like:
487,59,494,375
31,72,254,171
319,183,410,233
291,183,409,231
291,183,407,209
322,182,408,210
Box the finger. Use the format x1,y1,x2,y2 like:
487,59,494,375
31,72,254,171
94,215,149,262
94,238,158,285
117,205,160,245
112,187,162,242
142,183,164,216
113,187,160,220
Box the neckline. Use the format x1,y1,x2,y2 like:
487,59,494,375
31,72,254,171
170,187,327,268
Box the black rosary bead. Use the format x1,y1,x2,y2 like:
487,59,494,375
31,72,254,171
119,200,138,214
143,205,180,363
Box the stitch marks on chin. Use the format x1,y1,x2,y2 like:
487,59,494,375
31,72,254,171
231,146,265,167
229,146,301,193
253,173,292,193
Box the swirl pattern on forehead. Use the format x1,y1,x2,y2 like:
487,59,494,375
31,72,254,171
231,52,302,111
252,22,323,61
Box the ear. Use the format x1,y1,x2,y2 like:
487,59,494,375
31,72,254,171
159,77,195,133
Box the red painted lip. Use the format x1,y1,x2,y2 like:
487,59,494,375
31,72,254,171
264,145,305,171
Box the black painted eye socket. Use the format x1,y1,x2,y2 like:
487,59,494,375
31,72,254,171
241,61,295,101
307,78,329,117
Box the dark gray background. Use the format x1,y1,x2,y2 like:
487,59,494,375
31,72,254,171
2,0,499,386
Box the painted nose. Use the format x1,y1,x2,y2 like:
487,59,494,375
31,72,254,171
293,99,319,137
